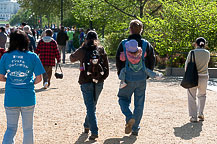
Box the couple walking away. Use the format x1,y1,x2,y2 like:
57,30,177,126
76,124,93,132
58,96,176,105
70,19,157,140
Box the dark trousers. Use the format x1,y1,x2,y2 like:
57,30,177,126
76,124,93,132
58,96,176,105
43,66,53,86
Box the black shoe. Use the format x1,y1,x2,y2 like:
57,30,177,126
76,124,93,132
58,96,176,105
131,131,138,136
84,128,89,134
89,134,98,140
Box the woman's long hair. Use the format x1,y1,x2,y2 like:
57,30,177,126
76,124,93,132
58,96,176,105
8,30,30,52
82,30,99,50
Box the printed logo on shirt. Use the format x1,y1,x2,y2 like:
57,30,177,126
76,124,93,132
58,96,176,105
7,55,30,85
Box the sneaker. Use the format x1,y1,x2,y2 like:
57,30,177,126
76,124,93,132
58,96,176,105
125,118,135,134
43,82,48,89
119,81,127,89
155,73,163,80
198,115,204,121
131,131,138,136
89,134,98,140
190,116,197,123
84,128,89,134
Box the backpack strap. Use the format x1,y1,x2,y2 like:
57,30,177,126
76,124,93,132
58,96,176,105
122,39,148,71
121,39,129,70
141,38,147,71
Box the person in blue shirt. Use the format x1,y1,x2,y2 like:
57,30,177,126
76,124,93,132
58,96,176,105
0,29,45,144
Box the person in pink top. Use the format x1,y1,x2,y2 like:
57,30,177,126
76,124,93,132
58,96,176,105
119,39,162,88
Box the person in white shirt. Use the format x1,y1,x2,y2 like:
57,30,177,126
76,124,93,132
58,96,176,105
5,24,11,36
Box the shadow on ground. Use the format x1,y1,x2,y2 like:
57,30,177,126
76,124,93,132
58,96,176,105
35,87,58,93
74,133,137,144
103,135,137,144
74,133,96,144
173,121,203,140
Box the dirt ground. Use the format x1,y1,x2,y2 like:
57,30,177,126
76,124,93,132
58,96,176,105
0,53,217,144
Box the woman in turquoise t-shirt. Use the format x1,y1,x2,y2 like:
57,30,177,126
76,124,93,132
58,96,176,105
0,30,45,144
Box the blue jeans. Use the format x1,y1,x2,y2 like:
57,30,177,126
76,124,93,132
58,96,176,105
2,106,35,144
80,82,103,135
67,40,75,53
118,80,146,132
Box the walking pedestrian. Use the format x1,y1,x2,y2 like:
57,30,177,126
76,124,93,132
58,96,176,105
70,30,109,140
116,19,155,136
57,26,68,63
35,29,60,88
23,25,36,52
185,37,210,122
0,29,45,144
5,24,11,36
0,27,7,49
67,27,75,53
79,28,85,46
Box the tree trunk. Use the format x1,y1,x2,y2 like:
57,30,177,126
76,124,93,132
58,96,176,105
39,15,42,29
101,24,105,38
89,20,93,30
140,0,143,18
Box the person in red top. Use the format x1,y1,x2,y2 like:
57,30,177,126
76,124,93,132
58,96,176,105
35,29,60,88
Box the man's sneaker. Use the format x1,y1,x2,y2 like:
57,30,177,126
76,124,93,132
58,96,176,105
119,81,127,89
89,134,98,140
198,115,204,121
155,73,163,80
43,82,48,89
84,128,89,134
125,118,135,134
190,116,198,123
131,131,138,136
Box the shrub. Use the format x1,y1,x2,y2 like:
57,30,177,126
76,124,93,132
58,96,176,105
103,32,128,56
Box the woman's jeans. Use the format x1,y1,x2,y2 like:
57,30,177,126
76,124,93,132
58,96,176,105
80,82,103,135
188,75,209,117
2,106,35,144
118,80,146,132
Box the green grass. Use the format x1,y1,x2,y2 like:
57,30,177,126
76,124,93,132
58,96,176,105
0,21,9,24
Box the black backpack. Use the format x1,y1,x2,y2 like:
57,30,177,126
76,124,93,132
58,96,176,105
83,47,106,83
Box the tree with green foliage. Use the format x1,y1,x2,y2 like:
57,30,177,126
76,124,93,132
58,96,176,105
10,0,217,68
103,0,216,61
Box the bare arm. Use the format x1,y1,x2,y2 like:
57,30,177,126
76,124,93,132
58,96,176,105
0,74,6,82
34,74,42,84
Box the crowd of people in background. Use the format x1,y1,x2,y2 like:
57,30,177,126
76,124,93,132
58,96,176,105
0,22,92,90
0,22,88,54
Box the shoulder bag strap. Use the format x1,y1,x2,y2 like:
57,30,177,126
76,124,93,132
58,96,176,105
191,51,196,63
55,63,63,73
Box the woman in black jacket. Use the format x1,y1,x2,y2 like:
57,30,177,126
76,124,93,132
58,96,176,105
70,30,109,140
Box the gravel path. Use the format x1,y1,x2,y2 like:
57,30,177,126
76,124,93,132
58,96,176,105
0,54,217,144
